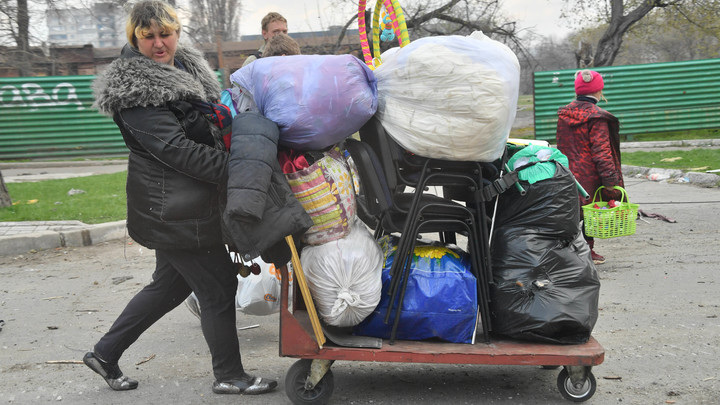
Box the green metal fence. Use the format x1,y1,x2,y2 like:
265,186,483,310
0,75,125,160
5,63,720,159
533,58,720,142
1,72,223,160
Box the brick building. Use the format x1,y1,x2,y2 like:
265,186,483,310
1,28,363,78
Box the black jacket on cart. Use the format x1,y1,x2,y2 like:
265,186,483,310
223,112,313,262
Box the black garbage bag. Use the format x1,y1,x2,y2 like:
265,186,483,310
493,162,581,238
489,162,599,344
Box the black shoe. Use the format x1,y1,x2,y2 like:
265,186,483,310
212,374,277,395
83,352,138,391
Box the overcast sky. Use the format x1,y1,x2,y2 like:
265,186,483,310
26,0,573,44
237,0,572,39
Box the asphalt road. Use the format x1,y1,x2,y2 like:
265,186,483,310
1,177,719,404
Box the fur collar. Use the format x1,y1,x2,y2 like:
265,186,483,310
93,44,221,115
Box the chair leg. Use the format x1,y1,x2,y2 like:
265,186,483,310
384,167,432,324
475,188,494,326
469,218,491,343
388,229,422,344
474,180,494,341
383,226,418,324
389,217,483,345
385,168,495,343
440,231,456,245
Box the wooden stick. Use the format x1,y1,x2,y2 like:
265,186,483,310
135,354,155,365
285,235,326,349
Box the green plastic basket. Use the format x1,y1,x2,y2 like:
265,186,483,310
582,186,638,239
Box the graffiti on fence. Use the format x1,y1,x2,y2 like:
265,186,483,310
0,82,85,111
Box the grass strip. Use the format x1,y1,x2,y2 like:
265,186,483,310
622,149,720,172
1,171,127,224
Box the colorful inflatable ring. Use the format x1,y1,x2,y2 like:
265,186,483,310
371,0,409,67
357,0,374,68
383,0,407,45
359,0,410,69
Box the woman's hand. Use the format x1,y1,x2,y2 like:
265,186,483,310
601,187,622,201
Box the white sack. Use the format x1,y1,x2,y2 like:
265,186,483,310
301,222,383,327
374,31,520,162
235,259,290,316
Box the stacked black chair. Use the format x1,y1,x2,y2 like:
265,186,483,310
345,138,487,342
349,117,518,344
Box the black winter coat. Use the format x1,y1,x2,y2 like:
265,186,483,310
93,45,228,250
224,112,313,261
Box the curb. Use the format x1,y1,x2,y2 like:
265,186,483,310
622,165,720,187
0,220,127,256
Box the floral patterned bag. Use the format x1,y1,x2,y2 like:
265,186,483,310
285,146,357,245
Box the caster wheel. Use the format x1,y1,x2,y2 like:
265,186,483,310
557,368,596,402
285,359,334,405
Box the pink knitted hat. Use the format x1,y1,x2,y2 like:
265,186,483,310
574,70,604,95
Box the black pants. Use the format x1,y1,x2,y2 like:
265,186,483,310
93,245,244,381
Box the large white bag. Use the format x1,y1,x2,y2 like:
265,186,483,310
374,31,520,162
300,222,383,327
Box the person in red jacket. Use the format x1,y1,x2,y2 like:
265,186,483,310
556,69,624,265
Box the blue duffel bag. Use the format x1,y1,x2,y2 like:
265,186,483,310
353,236,477,344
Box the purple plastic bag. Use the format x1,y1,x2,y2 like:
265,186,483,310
230,54,378,151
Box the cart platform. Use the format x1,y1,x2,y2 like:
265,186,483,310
278,265,604,403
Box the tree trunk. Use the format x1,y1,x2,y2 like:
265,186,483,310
593,0,673,67
0,171,11,208
16,0,31,76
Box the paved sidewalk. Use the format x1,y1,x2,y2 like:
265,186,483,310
0,160,127,183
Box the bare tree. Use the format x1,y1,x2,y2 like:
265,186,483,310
0,0,31,74
0,0,27,46
328,0,528,59
575,40,594,68
0,172,11,208
560,0,685,67
185,0,241,44
615,0,720,64
405,0,514,37
0,0,130,75
0,0,87,47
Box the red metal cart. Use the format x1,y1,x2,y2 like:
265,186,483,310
278,262,604,404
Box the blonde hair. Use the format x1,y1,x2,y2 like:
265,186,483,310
126,1,181,48
262,33,300,57
261,12,287,32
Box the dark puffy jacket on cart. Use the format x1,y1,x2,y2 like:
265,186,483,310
223,112,313,262
93,44,229,250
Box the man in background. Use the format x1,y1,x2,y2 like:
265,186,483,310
242,12,288,66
